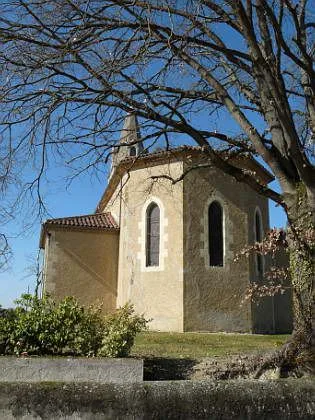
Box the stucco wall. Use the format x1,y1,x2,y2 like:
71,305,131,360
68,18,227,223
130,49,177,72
100,153,291,334
183,161,272,332
104,161,184,332
268,248,292,334
248,201,292,334
43,228,119,312
246,182,275,334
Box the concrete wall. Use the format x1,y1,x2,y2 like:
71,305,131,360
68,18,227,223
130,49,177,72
183,161,272,332
43,228,119,312
104,161,184,332
0,380,314,419
0,357,143,384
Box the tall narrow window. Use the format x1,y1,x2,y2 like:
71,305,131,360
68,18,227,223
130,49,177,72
255,209,263,274
146,203,160,267
208,201,223,266
129,146,137,157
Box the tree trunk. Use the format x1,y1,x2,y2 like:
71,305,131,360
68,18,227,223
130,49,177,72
284,184,314,373
254,185,314,378
288,245,314,370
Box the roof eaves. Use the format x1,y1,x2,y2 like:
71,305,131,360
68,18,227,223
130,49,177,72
96,146,274,212
40,213,119,249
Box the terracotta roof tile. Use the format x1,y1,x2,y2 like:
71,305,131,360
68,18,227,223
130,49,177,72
44,212,119,231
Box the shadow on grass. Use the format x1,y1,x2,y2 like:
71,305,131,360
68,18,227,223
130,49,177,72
143,357,196,381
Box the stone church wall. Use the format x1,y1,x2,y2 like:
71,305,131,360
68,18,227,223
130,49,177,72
252,248,292,334
42,229,119,312
247,194,292,334
104,161,185,332
183,162,273,332
102,153,292,333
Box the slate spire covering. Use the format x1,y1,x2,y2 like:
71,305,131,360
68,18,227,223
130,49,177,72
110,112,144,177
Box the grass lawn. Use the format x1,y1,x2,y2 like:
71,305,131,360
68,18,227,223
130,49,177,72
131,331,290,359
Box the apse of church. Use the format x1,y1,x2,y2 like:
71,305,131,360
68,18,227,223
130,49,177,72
40,113,292,334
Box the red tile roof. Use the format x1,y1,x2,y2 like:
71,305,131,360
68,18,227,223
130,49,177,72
44,212,119,230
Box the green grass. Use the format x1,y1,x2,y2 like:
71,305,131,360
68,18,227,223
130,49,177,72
131,331,289,359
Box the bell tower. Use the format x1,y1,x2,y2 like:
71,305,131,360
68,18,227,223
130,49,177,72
110,112,144,177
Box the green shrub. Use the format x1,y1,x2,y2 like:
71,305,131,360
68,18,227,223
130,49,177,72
98,303,148,357
0,307,17,354
0,294,147,357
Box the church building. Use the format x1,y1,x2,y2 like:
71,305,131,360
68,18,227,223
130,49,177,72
39,113,292,333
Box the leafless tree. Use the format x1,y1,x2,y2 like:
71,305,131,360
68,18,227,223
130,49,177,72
23,250,44,298
0,152,15,270
0,0,314,370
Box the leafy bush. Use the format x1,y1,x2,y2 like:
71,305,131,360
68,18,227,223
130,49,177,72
99,303,148,357
0,306,17,354
0,294,147,357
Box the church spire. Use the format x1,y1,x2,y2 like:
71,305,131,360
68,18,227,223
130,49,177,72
110,112,144,177
120,112,141,146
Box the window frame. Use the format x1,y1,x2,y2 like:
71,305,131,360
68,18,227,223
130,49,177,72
145,202,160,267
208,200,224,267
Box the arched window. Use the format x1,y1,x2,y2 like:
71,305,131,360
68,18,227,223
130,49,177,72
255,209,264,274
208,201,224,267
129,146,137,156
146,203,160,267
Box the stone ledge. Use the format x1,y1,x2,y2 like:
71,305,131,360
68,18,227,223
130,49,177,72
0,357,143,384
0,379,314,419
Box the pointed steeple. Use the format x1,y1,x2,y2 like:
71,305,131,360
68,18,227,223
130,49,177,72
110,112,144,177
120,112,142,146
